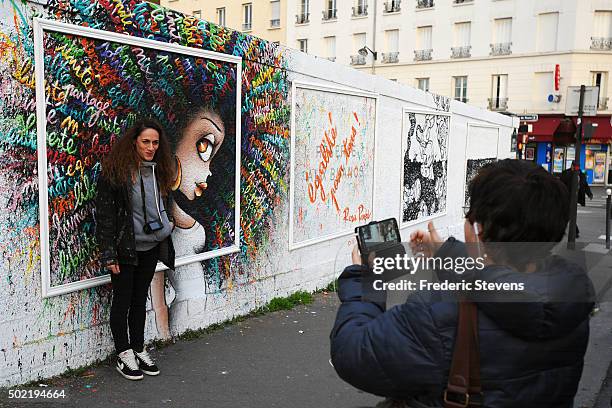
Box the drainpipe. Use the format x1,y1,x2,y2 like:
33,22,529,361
372,0,377,75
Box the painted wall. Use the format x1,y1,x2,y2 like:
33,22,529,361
0,0,513,387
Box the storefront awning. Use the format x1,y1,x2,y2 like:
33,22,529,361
525,114,611,143
571,116,612,144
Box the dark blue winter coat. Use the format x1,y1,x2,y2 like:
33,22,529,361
330,239,594,407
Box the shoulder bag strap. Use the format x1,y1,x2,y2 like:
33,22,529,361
444,301,482,408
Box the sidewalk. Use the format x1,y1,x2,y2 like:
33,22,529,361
2,292,381,408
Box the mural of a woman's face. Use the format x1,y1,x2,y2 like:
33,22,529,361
175,108,225,200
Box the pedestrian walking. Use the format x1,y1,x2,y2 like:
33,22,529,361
560,160,593,237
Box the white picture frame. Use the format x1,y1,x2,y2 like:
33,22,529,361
288,81,378,250
399,108,451,229
33,18,242,297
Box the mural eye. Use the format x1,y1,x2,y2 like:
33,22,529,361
196,134,215,162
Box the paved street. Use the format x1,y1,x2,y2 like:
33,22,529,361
2,187,611,408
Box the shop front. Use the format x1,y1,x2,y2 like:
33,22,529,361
518,114,612,185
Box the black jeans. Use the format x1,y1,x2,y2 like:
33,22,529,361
110,245,159,354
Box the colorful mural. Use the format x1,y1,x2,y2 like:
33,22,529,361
290,83,376,248
35,20,241,295
0,0,290,386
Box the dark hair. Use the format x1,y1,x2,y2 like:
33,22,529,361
466,159,569,243
171,102,237,251
101,118,174,195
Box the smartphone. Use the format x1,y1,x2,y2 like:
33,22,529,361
355,218,401,255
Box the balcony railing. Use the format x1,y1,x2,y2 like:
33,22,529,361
488,97,508,111
451,45,471,58
591,37,612,51
352,4,368,16
600,97,609,110
295,13,309,24
453,0,473,4
416,0,434,9
322,8,337,20
270,19,280,27
350,54,367,65
490,42,512,56
383,0,401,13
414,49,433,61
381,51,399,63
242,22,252,31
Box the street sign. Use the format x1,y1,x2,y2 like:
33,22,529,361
518,114,538,122
565,86,599,116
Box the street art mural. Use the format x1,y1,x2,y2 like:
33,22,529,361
464,124,500,206
464,158,496,207
289,83,376,249
401,109,450,227
34,19,242,297
0,0,290,386
0,0,514,388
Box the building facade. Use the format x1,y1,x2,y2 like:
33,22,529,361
286,0,612,184
160,0,287,44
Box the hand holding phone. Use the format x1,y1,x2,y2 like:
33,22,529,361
355,218,403,267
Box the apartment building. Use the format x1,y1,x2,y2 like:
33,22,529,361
160,0,287,44
286,0,612,184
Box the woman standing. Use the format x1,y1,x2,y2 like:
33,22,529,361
96,119,175,381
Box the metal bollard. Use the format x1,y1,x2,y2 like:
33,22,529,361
607,189,611,250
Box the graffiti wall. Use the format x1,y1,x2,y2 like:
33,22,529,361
35,19,241,297
0,0,514,387
289,83,376,249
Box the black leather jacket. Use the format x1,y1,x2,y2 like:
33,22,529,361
95,174,175,270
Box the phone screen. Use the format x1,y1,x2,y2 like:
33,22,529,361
356,218,400,253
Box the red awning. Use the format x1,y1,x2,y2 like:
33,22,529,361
525,114,612,143
571,116,612,143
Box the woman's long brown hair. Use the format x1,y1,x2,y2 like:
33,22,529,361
101,118,174,195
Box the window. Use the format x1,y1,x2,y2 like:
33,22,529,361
217,7,226,26
325,36,336,60
193,10,201,19
537,12,559,52
490,74,508,110
491,18,512,55
298,39,308,53
453,76,468,102
594,11,612,38
270,0,281,27
385,29,399,52
417,78,430,92
353,32,366,52
533,72,554,109
323,0,337,20
453,22,471,47
297,0,310,23
593,11,612,49
243,3,253,31
452,21,471,58
417,26,433,50
354,0,368,16
493,18,512,44
415,26,433,60
592,71,609,109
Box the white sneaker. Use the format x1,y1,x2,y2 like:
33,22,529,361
134,348,160,376
116,349,144,380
